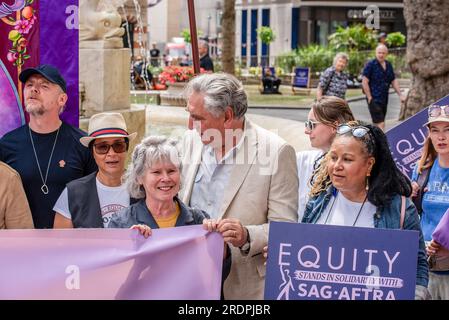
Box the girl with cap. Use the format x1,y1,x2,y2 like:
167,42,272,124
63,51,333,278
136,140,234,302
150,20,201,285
411,105,449,299
53,112,137,228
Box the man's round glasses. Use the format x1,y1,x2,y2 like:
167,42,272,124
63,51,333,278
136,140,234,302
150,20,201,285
93,141,128,154
337,124,370,138
428,105,449,118
305,120,320,131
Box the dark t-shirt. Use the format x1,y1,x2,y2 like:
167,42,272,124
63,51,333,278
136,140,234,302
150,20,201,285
362,59,395,105
0,122,97,228
200,54,214,72
150,48,160,58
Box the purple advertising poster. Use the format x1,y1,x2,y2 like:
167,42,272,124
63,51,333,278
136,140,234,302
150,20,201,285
0,59,25,136
0,226,224,300
386,94,449,178
0,0,79,135
265,222,419,300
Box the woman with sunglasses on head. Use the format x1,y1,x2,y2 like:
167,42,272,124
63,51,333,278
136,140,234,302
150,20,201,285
297,96,355,220
301,120,430,299
53,112,137,228
411,105,449,300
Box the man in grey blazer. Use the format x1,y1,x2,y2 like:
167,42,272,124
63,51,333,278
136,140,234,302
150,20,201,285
180,73,298,299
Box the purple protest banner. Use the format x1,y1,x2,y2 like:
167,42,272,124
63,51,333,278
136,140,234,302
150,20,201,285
386,94,449,178
0,59,25,137
39,0,78,126
0,0,79,134
0,226,224,300
265,222,419,300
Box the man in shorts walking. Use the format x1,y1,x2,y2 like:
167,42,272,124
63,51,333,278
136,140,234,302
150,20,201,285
362,44,405,131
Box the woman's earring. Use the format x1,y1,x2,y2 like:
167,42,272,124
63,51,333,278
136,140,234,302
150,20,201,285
366,173,370,191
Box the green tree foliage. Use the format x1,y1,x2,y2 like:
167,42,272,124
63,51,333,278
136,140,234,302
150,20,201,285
386,32,406,48
328,24,377,51
257,26,276,45
180,28,203,44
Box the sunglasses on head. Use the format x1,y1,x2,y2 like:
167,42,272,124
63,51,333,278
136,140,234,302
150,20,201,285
428,105,449,118
336,124,370,138
305,120,321,131
93,141,128,154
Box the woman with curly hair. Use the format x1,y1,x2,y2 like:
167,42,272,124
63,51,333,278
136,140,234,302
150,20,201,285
302,121,430,300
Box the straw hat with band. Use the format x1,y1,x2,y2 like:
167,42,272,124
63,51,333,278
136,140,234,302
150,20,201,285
80,112,137,147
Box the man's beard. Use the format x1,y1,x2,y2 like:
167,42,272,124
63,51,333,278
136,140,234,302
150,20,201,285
25,101,45,116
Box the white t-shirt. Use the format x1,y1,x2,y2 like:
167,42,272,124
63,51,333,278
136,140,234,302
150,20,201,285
53,178,130,228
316,192,376,228
296,149,323,221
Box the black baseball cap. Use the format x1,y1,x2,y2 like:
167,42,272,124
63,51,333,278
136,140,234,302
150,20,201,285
19,64,67,93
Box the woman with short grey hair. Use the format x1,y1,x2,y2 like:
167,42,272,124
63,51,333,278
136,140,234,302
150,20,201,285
317,52,349,100
109,136,231,296
184,73,248,119
109,136,208,232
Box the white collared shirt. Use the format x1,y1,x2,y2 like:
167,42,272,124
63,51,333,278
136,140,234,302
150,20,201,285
189,129,245,219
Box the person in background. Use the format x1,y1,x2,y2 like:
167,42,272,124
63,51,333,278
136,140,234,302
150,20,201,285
0,161,34,229
0,64,97,228
316,52,349,100
53,113,137,228
261,68,281,94
362,44,405,131
411,105,449,300
302,121,430,300
297,96,355,220
199,40,214,73
150,42,160,67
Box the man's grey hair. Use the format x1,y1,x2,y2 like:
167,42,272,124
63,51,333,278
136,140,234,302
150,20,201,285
125,136,181,199
333,52,349,66
376,44,388,52
184,73,248,119
198,39,209,50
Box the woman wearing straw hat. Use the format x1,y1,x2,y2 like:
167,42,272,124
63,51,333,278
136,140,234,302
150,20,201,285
53,112,137,228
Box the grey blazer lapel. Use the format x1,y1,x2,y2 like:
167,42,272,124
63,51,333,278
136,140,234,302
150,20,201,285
218,121,258,218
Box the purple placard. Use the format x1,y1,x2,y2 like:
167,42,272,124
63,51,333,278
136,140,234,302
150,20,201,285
39,0,78,126
293,67,310,88
432,208,449,250
265,221,418,300
0,226,224,300
386,94,449,178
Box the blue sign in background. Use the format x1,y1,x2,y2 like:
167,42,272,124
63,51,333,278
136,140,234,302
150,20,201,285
265,222,419,300
386,94,449,178
293,67,310,88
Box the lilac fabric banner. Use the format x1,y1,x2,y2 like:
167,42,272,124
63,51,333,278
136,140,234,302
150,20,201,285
265,222,419,300
0,226,224,300
0,0,79,134
386,94,449,178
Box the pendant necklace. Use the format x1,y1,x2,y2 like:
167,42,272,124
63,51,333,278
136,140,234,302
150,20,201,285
29,126,60,195
324,191,368,227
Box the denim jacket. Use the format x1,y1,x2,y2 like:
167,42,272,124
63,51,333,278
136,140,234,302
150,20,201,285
302,186,429,288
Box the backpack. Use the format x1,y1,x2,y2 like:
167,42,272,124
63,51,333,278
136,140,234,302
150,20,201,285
412,167,430,216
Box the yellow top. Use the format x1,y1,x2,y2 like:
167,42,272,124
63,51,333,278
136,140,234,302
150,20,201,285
153,202,181,228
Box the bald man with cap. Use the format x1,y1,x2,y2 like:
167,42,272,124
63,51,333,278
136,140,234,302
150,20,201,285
0,64,97,228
